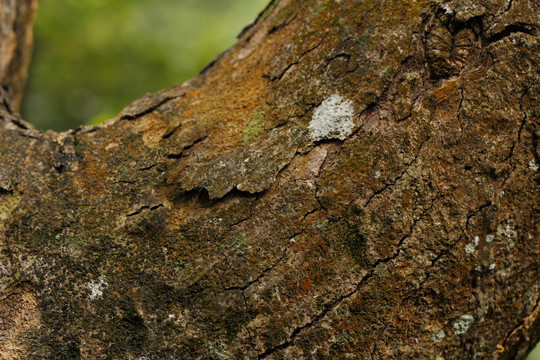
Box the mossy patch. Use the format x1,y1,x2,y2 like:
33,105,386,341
320,205,372,267
221,309,256,341
104,304,148,357
242,110,265,144
334,206,372,266
227,233,246,248
31,337,81,360
342,221,369,261
0,191,21,223
373,263,387,277
61,233,87,251
310,0,330,18
203,338,232,360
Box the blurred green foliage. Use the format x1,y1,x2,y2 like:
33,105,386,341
21,0,268,131
530,343,540,360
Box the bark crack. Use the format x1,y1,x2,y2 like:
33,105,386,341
494,291,540,359
264,36,327,81
166,134,208,159
120,96,177,121
223,245,289,292
126,204,164,217
484,23,538,46
364,136,430,208
258,188,441,359
161,123,182,140
500,87,531,190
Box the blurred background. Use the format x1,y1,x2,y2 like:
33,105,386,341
531,343,540,360
21,0,268,131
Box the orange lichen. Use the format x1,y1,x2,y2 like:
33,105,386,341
300,277,312,292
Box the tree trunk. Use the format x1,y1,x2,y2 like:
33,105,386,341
0,0,538,359
0,0,37,112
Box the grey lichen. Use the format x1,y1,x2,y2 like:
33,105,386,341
431,329,445,343
308,94,355,141
453,314,474,335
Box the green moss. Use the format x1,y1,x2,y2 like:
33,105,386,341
55,341,81,360
171,258,187,274
329,205,372,266
102,304,148,356
203,338,231,360
261,326,287,350
120,306,144,326
310,0,330,18
335,329,353,344
342,219,369,260
333,306,347,316
242,110,265,144
222,310,253,340
227,233,246,248
63,233,87,251
373,263,387,277
296,71,306,81
355,29,374,48
319,206,372,267
0,191,21,223
379,67,390,79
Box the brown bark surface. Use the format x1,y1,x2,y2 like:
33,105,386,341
0,0,539,359
0,0,37,112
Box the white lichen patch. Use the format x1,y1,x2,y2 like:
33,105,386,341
309,94,355,141
86,275,109,300
164,314,177,324
529,158,539,171
489,263,496,270
465,243,475,254
453,314,474,334
442,4,453,14
432,329,446,343
497,223,517,246
474,236,480,246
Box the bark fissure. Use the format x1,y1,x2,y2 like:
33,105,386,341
264,35,327,81
484,23,538,46
166,134,208,159
224,244,290,292
126,204,164,217
495,292,540,359
363,136,431,208
465,201,493,230
259,190,445,358
120,96,178,121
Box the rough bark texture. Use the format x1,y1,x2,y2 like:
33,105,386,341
0,0,539,359
0,0,37,112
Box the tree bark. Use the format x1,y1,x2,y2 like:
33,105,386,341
0,0,37,112
0,0,538,359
